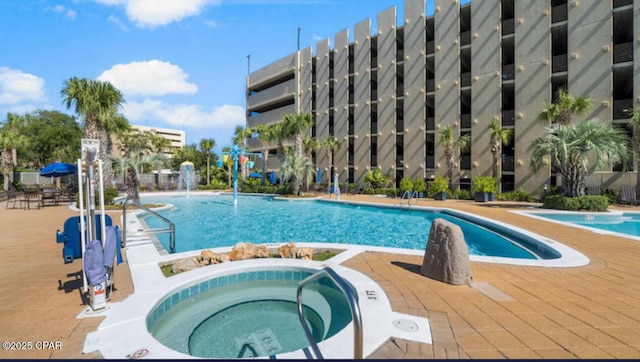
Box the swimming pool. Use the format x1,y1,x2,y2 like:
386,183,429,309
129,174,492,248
147,267,351,358
139,194,558,260
523,210,640,241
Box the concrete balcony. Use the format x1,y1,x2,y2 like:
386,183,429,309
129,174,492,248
246,104,296,128
247,78,296,111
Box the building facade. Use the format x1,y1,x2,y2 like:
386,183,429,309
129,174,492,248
111,124,186,158
246,0,639,194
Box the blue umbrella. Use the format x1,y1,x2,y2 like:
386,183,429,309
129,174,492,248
39,162,78,177
248,172,262,178
316,168,322,183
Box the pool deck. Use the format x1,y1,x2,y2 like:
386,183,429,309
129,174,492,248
1,194,640,359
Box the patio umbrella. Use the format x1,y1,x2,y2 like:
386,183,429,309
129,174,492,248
248,172,262,178
39,162,78,177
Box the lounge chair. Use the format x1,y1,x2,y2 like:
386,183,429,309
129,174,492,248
620,185,640,205
5,183,24,209
585,185,601,196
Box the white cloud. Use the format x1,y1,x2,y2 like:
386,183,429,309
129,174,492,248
203,19,217,28
93,0,218,28
124,99,245,130
0,67,47,105
50,5,77,20
107,15,128,30
97,60,198,97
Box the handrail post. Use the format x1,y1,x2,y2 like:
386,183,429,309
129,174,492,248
296,267,363,359
121,197,176,253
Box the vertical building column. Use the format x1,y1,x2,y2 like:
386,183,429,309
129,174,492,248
316,39,331,182
403,0,426,180
376,6,398,181
353,19,371,184
334,29,350,176
434,0,461,185
514,1,551,193
470,0,501,177
299,47,313,114
568,1,612,122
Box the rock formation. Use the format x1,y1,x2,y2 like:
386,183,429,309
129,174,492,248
420,218,473,285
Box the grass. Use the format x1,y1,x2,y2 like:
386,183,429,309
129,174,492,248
160,249,342,278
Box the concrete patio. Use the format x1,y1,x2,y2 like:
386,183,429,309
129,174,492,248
0,195,639,359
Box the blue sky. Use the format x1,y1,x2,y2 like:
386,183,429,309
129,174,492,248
0,0,443,147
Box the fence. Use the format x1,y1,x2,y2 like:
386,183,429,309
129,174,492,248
10,172,188,188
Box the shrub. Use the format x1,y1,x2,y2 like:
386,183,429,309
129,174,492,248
347,183,357,193
399,178,413,193
449,189,474,200
542,195,608,211
75,186,119,208
472,175,497,194
374,188,399,198
602,188,621,205
412,178,426,193
430,175,449,194
498,188,534,202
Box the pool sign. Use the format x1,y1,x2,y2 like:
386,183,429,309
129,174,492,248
128,348,149,359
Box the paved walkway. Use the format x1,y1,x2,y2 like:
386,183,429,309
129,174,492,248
1,195,639,359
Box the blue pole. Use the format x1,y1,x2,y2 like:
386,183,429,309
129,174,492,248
233,146,239,207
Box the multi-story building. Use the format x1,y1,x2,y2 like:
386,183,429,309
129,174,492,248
246,0,639,194
112,124,186,158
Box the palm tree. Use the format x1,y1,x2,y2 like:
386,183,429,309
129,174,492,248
280,152,315,195
199,138,216,185
146,132,172,187
438,125,470,190
363,168,392,189
530,119,630,197
61,77,127,187
252,124,276,186
627,106,640,195
322,135,342,190
488,118,513,184
539,87,592,125
0,114,29,191
282,113,314,158
111,150,166,201
232,126,250,182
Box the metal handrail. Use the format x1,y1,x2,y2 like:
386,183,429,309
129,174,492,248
399,190,419,206
122,198,176,253
296,267,363,359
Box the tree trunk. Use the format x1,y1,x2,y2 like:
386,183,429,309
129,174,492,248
206,155,211,185
2,150,11,191
125,167,139,202
326,149,333,192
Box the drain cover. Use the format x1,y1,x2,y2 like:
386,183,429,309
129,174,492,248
392,319,419,332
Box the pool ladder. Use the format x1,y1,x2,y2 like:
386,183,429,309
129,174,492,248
399,190,419,207
296,267,363,359
122,198,176,253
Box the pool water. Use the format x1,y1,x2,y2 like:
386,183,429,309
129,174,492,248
529,212,640,239
188,300,324,358
147,269,352,358
141,194,538,259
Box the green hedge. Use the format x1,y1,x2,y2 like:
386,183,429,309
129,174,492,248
542,195,609,211
498,188,535,202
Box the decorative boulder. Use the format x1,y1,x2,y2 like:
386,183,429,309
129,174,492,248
201,250,229,265
172,257,200,274
253,245,269,258
228,242,255,261
296,247,314,260
420,218,473,286
279,242,297,259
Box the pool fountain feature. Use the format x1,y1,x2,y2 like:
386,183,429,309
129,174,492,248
178,161,198,197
